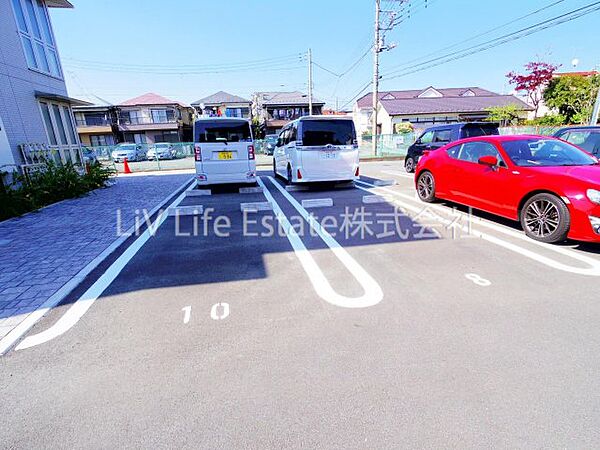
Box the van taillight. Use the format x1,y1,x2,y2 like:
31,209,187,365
248,145,255,160
194,144,202,161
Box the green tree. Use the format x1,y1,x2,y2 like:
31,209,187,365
485,104,525,126
543,75,600,124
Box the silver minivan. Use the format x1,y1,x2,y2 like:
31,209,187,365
193,118,256,185
273,116,359,183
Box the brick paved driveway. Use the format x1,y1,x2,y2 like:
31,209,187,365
0,173,192,340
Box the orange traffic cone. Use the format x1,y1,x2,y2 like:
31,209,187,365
123,157,132,174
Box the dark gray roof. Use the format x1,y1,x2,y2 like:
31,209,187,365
357,87,499,108
191,91,250,106
256,91,324,106
379,95,533,116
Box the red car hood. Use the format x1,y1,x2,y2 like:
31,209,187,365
525,165,600,187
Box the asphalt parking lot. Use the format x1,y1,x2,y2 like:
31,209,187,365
2,161,600,448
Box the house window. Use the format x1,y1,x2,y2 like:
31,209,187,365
124,133,147,144
11,0,62,78
151,109,175,123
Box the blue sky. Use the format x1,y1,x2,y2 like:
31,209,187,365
49,0,600,108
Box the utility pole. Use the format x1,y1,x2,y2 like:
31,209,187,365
591,79,600,125
308,48,313,116
372,0,381,156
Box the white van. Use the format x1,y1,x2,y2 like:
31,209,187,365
194,118,256,185
273,116,359,183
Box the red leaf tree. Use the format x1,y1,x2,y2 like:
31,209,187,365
507,61,559,118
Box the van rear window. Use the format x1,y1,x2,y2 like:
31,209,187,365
301,120,356,146
195,120,252,143
462,125,499,138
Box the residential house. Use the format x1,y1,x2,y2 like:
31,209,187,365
533,70,600,119
117,93,194,144
354,87,532,135
73,104,119,147
191,91,250,118
252,91,325,134
1,0,86,178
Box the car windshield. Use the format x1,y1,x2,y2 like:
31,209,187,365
301,119,356,146
501,138,597,167
118,145,136,150
195,120,251,143
155,144,170,148
265,135,277,143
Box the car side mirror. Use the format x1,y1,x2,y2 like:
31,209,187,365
415,139,422,145
478,155,498,167
276,138,282,147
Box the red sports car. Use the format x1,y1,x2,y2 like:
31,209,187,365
414,135,600,243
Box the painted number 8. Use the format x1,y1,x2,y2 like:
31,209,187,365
465,273,491,287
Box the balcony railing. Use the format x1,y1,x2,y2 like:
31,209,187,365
119,116,178,125
76,118,111,127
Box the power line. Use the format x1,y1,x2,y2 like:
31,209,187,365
384,0,566,74
382,0,600,80
61,53,305,71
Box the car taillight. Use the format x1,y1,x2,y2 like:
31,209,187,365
194,144,202,161
297,168,302,180
355,166,360,177
248,145,255,160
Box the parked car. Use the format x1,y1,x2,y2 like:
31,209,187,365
193,118,256,185
415,135,600,243
405,122,499,173
81,146,98,165
147,143,176,160
111,143,145,162
553,126,600,157
273,116,359,183
264,134,278,155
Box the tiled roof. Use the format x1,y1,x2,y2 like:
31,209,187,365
191,91,250,106
356,87,498,108
120,93,188,108
379,95,533,116
256,91,324,106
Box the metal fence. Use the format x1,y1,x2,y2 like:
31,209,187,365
92,142,195,173
94,126,567,173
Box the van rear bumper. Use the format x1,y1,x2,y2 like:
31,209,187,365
196,171,256,185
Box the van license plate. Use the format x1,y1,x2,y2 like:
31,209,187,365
218,151,233,160
321,151,338,159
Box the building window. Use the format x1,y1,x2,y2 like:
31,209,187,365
90,135,115,147
11,0,62,78
153,131,179,143
39,100,82,164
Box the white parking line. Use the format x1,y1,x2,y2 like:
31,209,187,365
15,180,197,351
259,177,383,308
355,180,600,277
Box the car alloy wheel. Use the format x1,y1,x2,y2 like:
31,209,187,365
405,157,415,173
520,193,570,243
416,171,436,203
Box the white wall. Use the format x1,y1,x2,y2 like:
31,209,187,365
0,0,71,166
